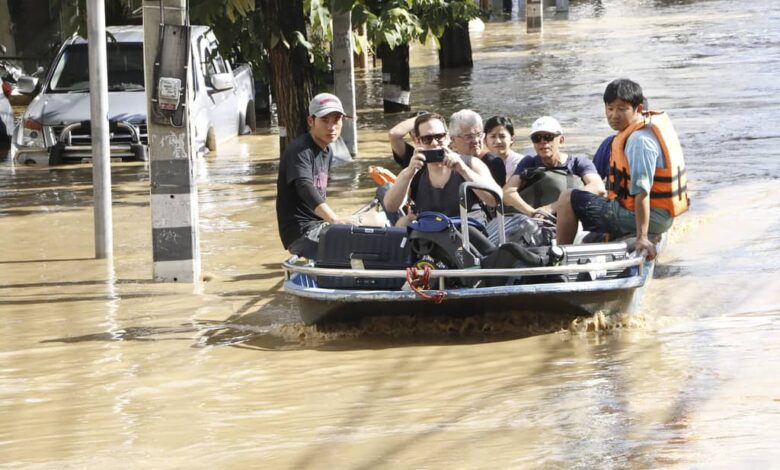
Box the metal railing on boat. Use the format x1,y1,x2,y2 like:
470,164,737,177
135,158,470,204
282,254,646,290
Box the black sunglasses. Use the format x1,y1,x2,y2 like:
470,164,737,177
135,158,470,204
419,133,448,145
531,133,560,143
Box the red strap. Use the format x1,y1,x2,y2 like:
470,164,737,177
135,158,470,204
405,266,446,303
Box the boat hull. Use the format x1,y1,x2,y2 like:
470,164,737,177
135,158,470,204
285,260,654,324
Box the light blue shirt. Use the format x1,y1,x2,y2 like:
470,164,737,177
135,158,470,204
625,126,665,196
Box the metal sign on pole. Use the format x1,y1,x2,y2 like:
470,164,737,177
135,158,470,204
86,0,113,259
331,1,357,156
142,0,201,283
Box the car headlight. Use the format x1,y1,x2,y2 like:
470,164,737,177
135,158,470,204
20,119,45,148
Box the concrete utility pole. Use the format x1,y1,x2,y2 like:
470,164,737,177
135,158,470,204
526,0,543,33
142,0,201,283
86,0,113,259
331,1,357,156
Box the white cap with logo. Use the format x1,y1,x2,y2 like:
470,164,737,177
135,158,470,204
530,116,563,136
309,93,349,118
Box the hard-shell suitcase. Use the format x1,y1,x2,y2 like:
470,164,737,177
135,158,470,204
315,224,412,289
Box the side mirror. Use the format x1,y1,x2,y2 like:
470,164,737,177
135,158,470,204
17,76,38,94
210,72,234,91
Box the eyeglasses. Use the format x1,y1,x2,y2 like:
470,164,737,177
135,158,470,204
419,133,448,145
455,131,483,141
531,133,560,143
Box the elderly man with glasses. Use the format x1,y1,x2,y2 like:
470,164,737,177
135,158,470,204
383,112,500,224
449,109,508,186
503,116,605,219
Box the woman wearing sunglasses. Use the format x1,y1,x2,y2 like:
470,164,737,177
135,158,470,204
503,116,605,219
382,112,500,224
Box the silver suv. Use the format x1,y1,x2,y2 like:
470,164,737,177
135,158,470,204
11,25,255,165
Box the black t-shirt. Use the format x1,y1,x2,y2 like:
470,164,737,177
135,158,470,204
276,132,333,248
392,141,415,169
481,152,507,186
410,155,479,217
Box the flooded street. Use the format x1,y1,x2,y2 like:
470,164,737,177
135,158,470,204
2,0,780,467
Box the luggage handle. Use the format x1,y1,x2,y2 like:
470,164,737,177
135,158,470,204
459,182,505,251
351,226,388,235
350,252,385,261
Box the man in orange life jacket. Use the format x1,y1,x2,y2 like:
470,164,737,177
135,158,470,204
555,78,689,260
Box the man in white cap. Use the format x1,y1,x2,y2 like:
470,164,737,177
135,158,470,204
503,116,604,218
275,93,354,258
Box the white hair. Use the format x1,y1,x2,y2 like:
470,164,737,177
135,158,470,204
449,109,483,136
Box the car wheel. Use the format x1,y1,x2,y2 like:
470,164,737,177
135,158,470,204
243,100,257,134
206,127,217,153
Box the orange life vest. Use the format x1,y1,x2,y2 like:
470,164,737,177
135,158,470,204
607,111,690,217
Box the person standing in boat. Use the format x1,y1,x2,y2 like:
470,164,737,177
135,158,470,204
483,115,525,178
382,112,500,222
555,79,690,259
275,93,354,259
449,109,508,186
503,116,605,218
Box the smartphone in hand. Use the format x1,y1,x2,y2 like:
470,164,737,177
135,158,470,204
420,148,445,164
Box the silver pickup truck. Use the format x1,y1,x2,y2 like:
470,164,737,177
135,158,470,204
11,25,255,165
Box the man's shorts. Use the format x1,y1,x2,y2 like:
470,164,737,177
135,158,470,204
288,221,328,259
570,189,672,238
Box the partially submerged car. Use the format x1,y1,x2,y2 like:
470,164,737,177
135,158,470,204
11,25,255,165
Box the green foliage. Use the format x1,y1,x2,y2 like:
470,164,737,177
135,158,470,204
349,0,480,52
189,1,274,82
57,0,87,39
412,0,482,48
49,0,482,94
304,0,335,77
191,0,255,25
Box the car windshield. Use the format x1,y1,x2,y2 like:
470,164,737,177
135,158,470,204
48,42,145,92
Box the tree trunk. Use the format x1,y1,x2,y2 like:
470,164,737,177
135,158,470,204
504,0,514,14
438,21,473,69
0,0,15,56
262,0,317,153
378,43,410,113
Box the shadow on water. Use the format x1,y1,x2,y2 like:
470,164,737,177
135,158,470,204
0,257,96,264
41,325,201,344
3,291,173,307
280,310,717,470
652,263,688,279
282,320,662,470
199,286,624,352
0,278,159,293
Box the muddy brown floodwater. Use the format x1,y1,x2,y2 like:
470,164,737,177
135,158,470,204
2,0,780,468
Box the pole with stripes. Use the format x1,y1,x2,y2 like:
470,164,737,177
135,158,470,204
526,0,543,33
142,0,200,283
